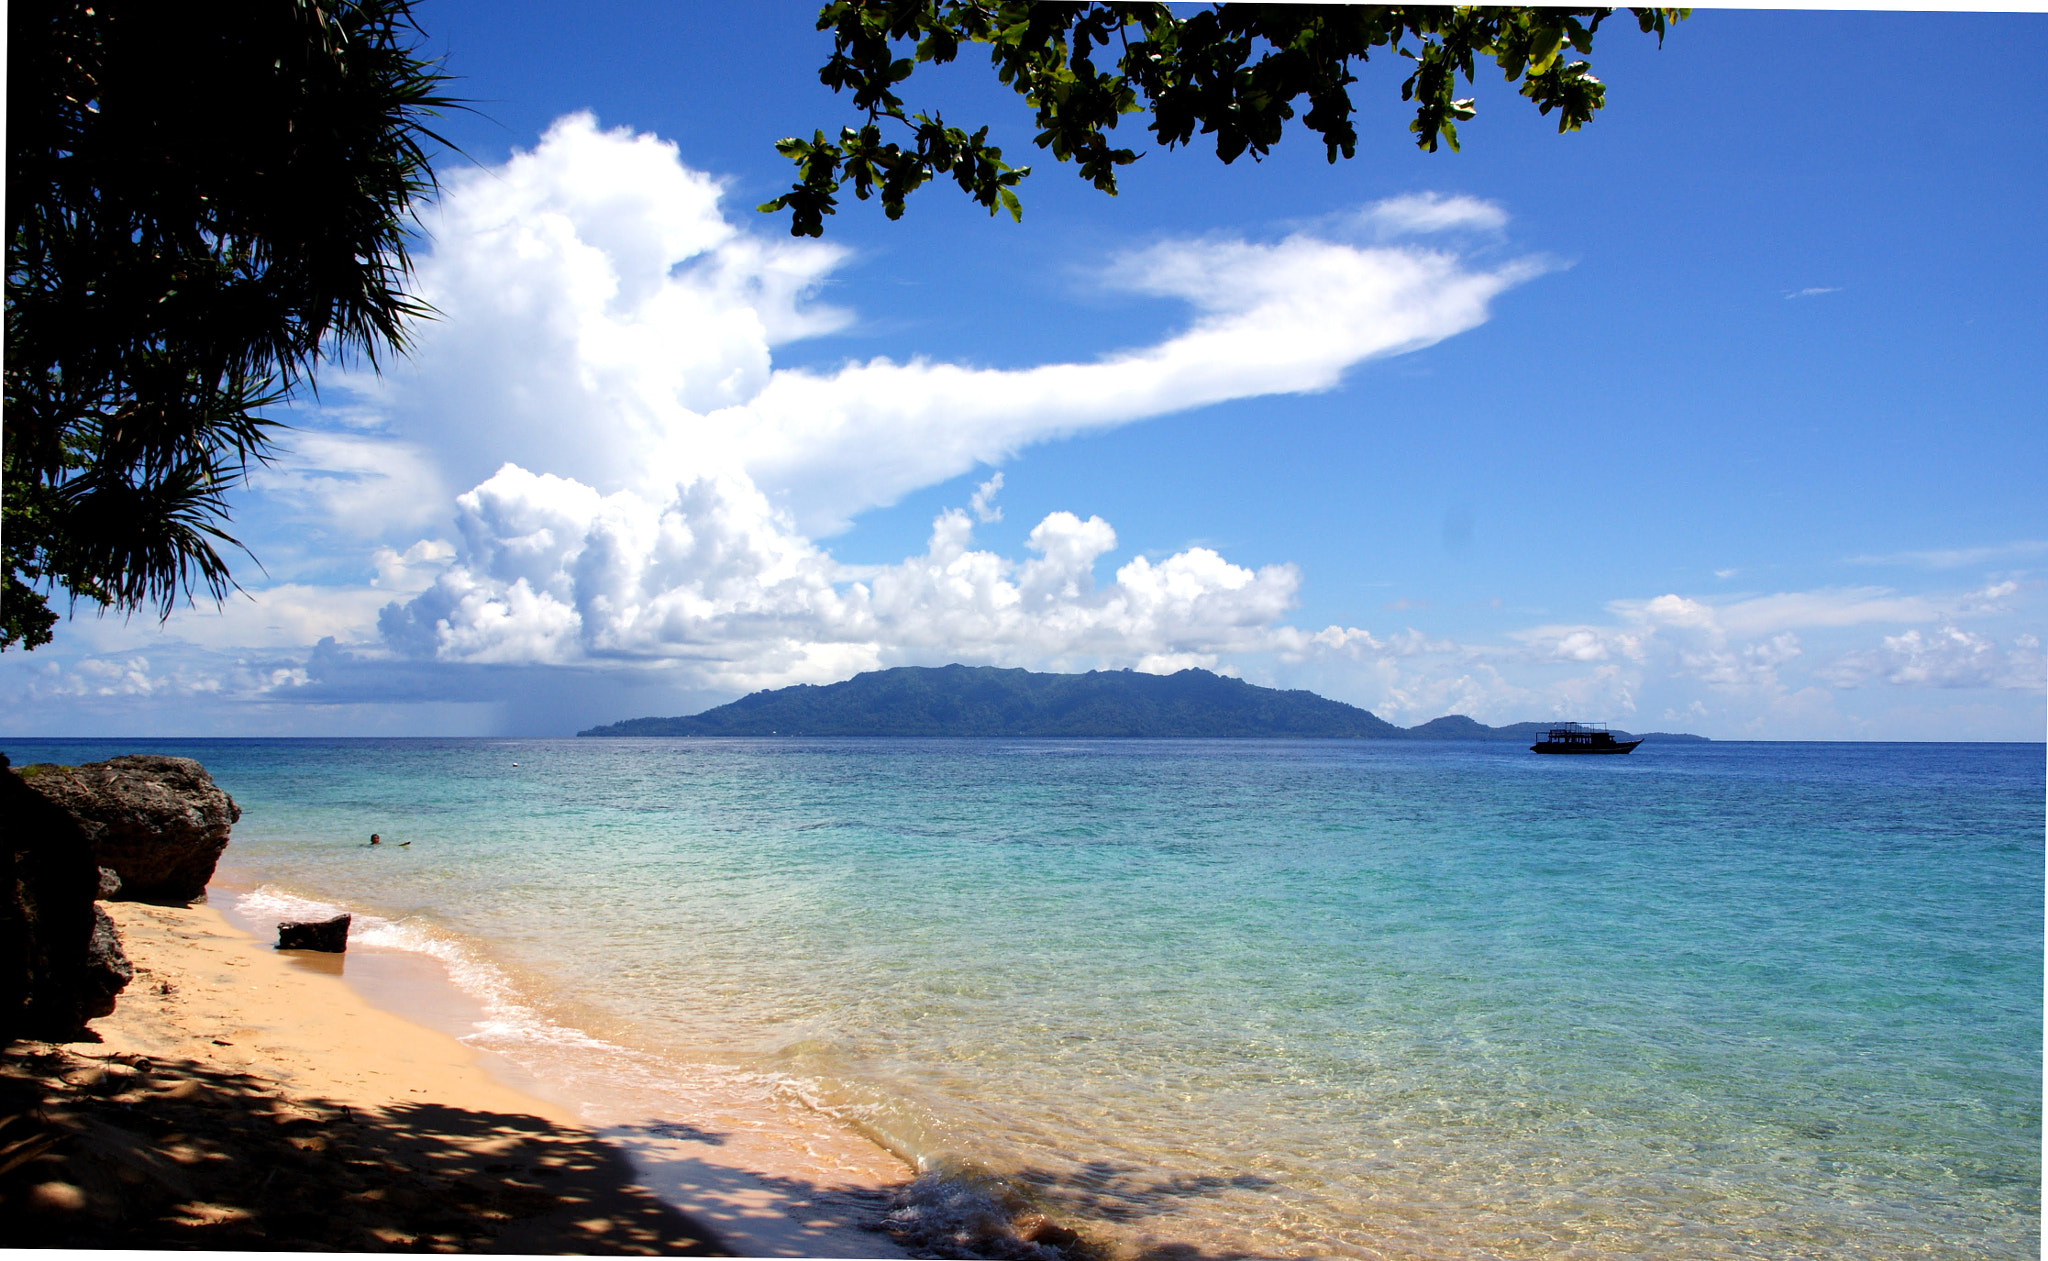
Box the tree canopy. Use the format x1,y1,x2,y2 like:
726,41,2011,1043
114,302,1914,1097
762,2,1686,236
2,0,450,649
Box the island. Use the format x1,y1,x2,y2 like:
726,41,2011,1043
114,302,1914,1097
577,665,1708,742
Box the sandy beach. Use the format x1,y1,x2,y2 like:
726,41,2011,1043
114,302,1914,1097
2,898,913,1256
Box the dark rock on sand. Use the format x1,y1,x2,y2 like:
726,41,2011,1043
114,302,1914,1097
277,915,351,953
2,771,134,1042
16,756,240,904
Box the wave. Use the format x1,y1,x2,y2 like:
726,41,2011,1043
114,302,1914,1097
233,884,1105,1259
234,887,719,1093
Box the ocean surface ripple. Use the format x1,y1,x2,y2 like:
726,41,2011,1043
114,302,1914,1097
11,736,2040,1259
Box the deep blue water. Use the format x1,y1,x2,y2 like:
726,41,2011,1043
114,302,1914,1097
8,736,2041,1258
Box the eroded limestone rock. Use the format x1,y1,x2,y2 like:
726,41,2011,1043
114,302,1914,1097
17,756,239,904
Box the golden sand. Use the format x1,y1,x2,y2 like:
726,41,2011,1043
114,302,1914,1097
2,900,911,1256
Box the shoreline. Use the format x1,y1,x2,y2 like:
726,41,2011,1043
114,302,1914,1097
5,894,914,1257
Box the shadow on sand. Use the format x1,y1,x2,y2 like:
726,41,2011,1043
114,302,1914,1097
1,1040,728,1253
6,1040,1295,1260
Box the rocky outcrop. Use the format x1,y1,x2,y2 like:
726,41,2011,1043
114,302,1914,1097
276,914,350,953
2,767,134,1042
17,756,239,904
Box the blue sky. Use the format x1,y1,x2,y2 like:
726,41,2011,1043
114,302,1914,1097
5,5,2043,739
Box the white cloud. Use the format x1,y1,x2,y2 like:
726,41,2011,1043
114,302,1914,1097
1958,580,2020,614
968,473,1005,524
309,114,1541,538
1352,192,1509,237
1614,587,1941,637
256,112,1540,692
1820,628,2043,690
1786,286,1840,299
750,228,1541,533
11,653,253,703
337,111,853,502
249,431,449,536
376,467,1303,694
1514,623,1648,663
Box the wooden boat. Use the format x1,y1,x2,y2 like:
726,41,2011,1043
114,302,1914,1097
1529,722,1641,755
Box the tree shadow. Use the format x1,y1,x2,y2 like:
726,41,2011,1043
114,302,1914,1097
1,1041,729,1253
878,1158,1283,1261
622,1118,731,1146
6,1041,1300,1260
1013,1160,1279,1223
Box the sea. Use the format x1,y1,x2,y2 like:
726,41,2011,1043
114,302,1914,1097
7,736,2041,1259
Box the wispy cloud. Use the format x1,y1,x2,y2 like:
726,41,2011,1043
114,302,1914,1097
968,473,1005,524
1848,540,2048,569
1785,286,1840,299
1351,192,1509,238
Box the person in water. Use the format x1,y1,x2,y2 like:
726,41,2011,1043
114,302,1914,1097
369,833,381,846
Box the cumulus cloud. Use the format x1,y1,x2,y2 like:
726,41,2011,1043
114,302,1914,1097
1819,628,2044,690
376,467,1301,693
1525,580,2044,702
8,652,284,704
253,112,1542,692
309,114,1542,537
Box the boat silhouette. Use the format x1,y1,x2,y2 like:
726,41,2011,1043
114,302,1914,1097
1529,722,1642,755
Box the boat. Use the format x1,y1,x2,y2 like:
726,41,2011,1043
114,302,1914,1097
1529,722,1642,755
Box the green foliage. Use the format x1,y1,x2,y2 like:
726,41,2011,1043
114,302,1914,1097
762,2,1686,236
12,762,75,781
2,0,452,648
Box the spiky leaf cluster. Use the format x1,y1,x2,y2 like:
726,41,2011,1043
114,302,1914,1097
3,0,450,648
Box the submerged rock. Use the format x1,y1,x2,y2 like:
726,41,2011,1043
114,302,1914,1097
17,756,240,904
276,915,351,953
2,769,134,1041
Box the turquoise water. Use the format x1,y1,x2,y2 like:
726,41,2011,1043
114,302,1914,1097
9,737,2041,1258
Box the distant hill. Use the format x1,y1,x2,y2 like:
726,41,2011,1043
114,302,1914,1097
577,665,1706,741
1401,715,1707,743
583,665,1402,738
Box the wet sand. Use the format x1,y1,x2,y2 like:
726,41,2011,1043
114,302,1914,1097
1,899,912,1256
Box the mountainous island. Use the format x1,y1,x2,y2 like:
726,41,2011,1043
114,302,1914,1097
577,665,1707,741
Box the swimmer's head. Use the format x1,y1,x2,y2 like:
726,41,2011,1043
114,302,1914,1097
370,833,381,845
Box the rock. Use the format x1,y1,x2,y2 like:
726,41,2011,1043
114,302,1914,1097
277,915,351,953
83,905,134,1015
16,756,240,904
2,770,135,1041
95,868,122,899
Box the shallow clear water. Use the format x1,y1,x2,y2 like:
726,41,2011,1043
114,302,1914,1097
10,736,2040,1258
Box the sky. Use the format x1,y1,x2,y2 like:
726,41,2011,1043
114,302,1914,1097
5,4,2044,740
